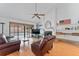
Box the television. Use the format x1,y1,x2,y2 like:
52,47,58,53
32,29,40,34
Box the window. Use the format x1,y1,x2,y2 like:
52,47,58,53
9,22,33,39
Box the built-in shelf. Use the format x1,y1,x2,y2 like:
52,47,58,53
56,19,79,41
56,32,79,36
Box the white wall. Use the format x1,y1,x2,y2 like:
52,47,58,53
44,7,56,35
0,17,9,36
57,3,79,24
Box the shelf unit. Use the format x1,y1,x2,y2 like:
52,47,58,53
56,19,79,42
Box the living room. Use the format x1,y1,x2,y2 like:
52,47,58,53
0,3,56,56
1,3,79,56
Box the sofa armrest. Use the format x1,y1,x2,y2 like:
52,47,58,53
32,40,41,46
0,40,21,50
31,40,41,49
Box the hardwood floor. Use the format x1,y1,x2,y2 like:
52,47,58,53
7,40,79,56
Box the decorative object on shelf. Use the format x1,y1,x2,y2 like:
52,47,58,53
59,20,64,24
75,26,77,30
78,21,79,24
71,27,73,30
65,27,70,30
59,19,71,25
76,26,79,30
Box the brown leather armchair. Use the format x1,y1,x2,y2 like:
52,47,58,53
31,35,56,56
0,34,21,56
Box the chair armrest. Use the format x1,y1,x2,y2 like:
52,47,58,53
32,40,41,45
31,40,41,49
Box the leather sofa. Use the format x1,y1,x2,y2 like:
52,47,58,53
31,35,56,56
0,34,21,56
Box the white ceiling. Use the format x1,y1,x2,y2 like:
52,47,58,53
0,3,56,22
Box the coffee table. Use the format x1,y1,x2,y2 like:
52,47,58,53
22,39,29,47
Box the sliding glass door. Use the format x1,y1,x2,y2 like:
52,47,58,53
9,22,33,40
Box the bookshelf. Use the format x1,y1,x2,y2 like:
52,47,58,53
56,19,79,42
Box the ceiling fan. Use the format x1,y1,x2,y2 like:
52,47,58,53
32,3,45,19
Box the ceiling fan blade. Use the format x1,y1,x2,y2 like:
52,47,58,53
38,14,45,16
36,15,40,19
32,15,35,18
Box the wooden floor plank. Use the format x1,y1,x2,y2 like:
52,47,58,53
7,40,79,56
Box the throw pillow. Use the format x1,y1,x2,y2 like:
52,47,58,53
2,34,8,43
39,38,44,46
